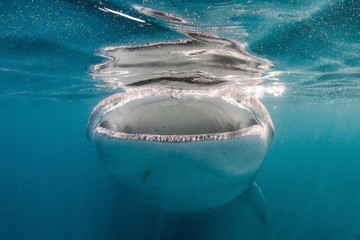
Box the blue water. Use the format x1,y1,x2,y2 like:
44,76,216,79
1,0,360,239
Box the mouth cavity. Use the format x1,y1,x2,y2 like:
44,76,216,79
97,94,259,136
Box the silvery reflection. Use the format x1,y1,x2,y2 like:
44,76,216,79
90,33,272,90
133,5,196,24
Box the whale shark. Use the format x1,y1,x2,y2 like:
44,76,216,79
87,87,274,218
87,32,275,225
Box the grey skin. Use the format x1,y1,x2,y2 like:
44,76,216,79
87,87,274,220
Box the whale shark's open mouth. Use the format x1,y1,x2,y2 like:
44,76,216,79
100,95,257,135
87,87,271,143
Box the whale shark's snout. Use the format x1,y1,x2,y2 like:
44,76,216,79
87,87,274,213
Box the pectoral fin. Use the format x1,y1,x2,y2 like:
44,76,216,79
238,182,269,225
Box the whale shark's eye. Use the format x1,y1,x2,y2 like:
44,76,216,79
98,94,258,136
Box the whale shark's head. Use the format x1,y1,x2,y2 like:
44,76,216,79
87,87,274,213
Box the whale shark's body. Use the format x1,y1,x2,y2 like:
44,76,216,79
87,87,274,215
